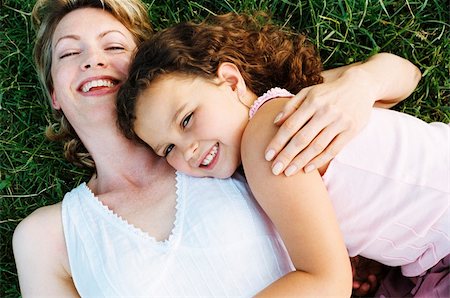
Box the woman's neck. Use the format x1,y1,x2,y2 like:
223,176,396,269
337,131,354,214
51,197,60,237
79,124,173,194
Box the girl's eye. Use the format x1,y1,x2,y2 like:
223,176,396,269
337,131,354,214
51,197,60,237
182,113,193,128
164,144,175,157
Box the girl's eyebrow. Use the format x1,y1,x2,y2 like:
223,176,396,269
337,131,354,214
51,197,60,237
173,103,188,125
154,102,189,154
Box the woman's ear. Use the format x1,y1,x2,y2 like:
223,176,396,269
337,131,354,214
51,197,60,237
51,92,61,110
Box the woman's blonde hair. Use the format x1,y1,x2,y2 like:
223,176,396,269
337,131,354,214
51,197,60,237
32,0,152,168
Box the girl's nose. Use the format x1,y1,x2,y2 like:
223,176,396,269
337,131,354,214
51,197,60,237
183,141,199,163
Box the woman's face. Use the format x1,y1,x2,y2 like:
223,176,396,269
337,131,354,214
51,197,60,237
50,8,137,131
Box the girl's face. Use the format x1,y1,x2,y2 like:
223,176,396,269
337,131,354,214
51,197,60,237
50,8,137,131
133,74,250,178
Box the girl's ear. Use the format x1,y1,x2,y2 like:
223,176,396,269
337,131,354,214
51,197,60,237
51,91,61,110
217,62,247,95
217,62,253,107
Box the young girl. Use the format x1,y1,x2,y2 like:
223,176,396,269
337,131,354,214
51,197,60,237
117,13,449,296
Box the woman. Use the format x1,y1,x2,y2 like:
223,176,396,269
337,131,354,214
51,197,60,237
13,0,419,296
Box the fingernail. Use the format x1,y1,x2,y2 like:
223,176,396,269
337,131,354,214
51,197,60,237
285,165,297,177
272,162,284,175
265,149,275,161
273,112,283,123
304,164,316,173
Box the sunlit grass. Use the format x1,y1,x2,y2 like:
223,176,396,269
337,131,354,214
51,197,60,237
1,0,448,296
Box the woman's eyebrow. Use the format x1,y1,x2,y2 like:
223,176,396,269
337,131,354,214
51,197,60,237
54,34,80,49
100,30,128,39
54,30,127,49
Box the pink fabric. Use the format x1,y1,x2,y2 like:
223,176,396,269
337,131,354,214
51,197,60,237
321,109,450,277
250,88,450,279
249,87,293,119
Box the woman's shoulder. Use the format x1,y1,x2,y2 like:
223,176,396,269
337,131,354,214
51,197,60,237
13,202,64,251
13,202,77,295
13,202,66,268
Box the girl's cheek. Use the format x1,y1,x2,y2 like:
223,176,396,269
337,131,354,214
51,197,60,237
166,156,179,171
168,155,190,173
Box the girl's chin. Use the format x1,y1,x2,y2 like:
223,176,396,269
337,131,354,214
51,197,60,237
213,169,235,179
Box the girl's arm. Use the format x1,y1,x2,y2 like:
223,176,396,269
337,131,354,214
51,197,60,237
265,53,421,176
242,97,352,297
13,204,80,297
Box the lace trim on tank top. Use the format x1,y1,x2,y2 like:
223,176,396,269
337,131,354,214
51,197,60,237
81,171,185,246
249,87,294,118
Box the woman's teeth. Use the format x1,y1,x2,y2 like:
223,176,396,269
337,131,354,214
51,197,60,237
201,144,218,166
81,79,115,92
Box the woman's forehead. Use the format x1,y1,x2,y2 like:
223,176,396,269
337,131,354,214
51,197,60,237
52,8,133,45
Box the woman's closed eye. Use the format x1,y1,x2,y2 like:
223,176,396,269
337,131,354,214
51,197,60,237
59,51,80,59
106,45,125,52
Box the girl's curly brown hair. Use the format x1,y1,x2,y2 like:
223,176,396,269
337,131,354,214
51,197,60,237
117,12,323,141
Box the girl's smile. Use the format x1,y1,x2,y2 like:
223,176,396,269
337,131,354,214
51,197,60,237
133,73,251,178
200,143,219,168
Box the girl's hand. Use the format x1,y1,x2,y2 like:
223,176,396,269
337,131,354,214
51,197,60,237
351,256,389,297
265,68,374,176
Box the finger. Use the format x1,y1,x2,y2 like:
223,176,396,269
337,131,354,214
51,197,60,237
302,131,351,173
359,282,371,295
367,274,378,288
270,113,332,175
281,121,345,176
352,281,370,297
265,104,315,162
273,87,310,125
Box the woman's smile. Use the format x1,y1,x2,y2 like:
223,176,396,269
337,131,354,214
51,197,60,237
78,76,121,96
81,79,116,93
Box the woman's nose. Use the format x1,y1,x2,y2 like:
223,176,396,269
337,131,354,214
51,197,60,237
82,51,107,70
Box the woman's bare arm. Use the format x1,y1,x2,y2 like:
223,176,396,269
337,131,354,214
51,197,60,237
321,52,421,107
13,204,79,297
265,53,421,175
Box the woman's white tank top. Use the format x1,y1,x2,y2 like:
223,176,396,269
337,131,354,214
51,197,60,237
62,172,293,297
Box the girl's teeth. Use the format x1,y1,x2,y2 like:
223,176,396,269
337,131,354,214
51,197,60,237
202,144,218,166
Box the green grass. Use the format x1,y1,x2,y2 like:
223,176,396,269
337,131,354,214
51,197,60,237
1,0,449,296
